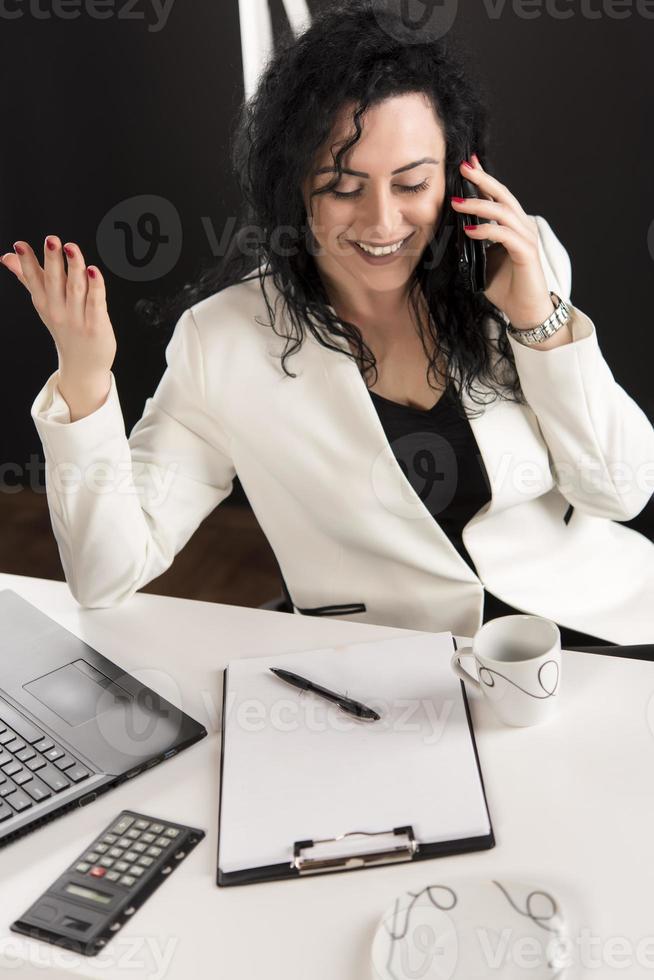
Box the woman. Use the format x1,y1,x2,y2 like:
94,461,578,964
4,1,653,645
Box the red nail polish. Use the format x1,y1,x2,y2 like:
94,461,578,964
451,196,465,203
13,242,25,255
64,245,74,258
464,224,477,231
87,267,96,279
461,160,474,169
46,237,57,251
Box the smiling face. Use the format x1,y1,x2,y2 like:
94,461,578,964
301,92,448,320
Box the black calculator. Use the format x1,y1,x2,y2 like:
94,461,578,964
10,809,205,956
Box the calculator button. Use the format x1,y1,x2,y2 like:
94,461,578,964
105,871,120,881
149,823,164,834
114,860,129,872
134,820,149,830
124,851,139,863
138,856,154,866
99,857,114,868
89,866,106,877
132,842,147,853
85,852,100,863
44,746,64,762
146,846,161,857
120,875,135,886
128,865,145,877
95,843,109,854
109,848,123,858
126,828,140,839
117,837,132,849
103,834,118,845
75,862,90,873
155,837,171,847
110,816,134,835
141,832,156,843
164,827,180,838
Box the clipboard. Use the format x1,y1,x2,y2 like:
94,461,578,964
216,631,494,886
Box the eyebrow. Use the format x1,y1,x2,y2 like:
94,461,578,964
313,157,439,177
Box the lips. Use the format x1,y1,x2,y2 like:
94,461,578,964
351,231,415,255
350,231,414,255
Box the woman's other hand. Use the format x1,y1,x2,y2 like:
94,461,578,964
2,236,117,419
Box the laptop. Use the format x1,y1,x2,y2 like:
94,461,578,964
0,589,207,847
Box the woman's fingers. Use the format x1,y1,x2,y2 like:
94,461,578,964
43,235,68,323
85,263,108,324
0,252,28,287
7,241,46,310
64,241,89,320
461,158,534,236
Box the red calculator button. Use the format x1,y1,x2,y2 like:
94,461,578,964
89,866,106,877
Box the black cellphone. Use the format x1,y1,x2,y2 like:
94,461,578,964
454,144,487,293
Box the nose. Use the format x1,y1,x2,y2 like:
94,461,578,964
357,184,406,242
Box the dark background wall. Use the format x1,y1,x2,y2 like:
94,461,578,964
2,0,652,524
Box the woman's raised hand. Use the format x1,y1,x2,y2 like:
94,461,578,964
1,236,117,420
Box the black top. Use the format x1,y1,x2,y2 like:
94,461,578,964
367,383,611,644
368,381,491,575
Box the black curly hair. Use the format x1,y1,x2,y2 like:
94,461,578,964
136,0,528,418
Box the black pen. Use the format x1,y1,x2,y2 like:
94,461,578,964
269,668,381,721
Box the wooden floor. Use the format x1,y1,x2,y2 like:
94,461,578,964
0,489,284,609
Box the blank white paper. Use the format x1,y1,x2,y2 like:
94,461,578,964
218,631,491,874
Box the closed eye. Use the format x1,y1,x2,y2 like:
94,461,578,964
329,179,431,199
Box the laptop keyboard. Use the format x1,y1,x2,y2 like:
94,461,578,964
0,697,92,824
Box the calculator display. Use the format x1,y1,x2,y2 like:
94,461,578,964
65,883,112,905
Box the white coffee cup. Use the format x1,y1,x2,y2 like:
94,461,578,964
451,614,561,727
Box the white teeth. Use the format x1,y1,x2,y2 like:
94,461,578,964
356,237,406,256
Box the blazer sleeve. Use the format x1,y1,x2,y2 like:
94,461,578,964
504,214,654,522
30,306,236,608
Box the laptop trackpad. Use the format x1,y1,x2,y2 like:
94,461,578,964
23,659,132,727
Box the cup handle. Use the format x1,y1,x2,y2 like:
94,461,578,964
450,646,481,690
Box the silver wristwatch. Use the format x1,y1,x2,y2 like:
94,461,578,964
506,292,572,346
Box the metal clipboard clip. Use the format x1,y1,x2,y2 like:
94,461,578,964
292,825,417,875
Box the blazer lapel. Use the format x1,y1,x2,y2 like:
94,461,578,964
305,302,555,555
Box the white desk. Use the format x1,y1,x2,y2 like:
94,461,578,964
0,572,653,980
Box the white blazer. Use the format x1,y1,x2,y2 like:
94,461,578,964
30,216,654,643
